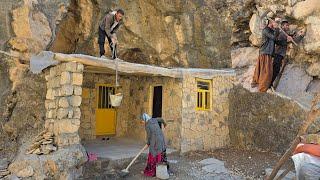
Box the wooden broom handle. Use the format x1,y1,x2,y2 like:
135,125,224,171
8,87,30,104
267,17,298,46
267,94,320,180
124,144,149,171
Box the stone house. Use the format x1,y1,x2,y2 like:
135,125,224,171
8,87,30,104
41,52,235,153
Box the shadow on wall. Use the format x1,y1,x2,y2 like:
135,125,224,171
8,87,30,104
227,86,309,153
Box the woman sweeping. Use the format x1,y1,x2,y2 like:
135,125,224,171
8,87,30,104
140,113,171,177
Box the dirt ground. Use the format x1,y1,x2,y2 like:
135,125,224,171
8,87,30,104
80,147,294,180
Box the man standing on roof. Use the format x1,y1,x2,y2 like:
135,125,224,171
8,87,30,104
98,9,124,59
251,18,293,92
271,19,305,88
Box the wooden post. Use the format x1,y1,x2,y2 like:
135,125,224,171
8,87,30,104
275,163,294,180
267,93,320,180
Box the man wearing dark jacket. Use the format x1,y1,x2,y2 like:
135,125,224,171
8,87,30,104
252,18,293,92
271,20,305,87
98,9,124,59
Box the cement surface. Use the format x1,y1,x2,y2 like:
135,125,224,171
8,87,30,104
82,138,176,160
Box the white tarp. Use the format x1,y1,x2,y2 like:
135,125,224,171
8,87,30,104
30,51,58,74
292,152,320,179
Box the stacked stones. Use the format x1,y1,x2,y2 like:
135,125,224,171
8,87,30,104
45,62,83,147
0,159,10,179
26,130,57,155
79,87,96,140
180,74,234,153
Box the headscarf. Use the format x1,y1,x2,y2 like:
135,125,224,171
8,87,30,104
141,113,151,122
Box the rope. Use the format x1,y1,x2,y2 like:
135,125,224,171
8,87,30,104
112,43,119,88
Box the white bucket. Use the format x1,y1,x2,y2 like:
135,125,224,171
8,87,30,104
110,93,123,107
156,164,169,179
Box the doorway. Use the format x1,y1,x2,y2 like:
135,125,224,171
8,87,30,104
95,84,116,136
152,86,163,118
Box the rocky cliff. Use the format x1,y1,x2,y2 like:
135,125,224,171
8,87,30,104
233,0,320,108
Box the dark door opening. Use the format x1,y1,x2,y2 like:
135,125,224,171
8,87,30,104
152,86,162,118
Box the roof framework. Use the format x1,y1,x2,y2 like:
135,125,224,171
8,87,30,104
53,53,235,78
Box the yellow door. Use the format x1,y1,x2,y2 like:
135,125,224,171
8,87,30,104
95,84,116,135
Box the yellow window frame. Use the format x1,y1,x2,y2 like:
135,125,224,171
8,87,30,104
196,79,212,111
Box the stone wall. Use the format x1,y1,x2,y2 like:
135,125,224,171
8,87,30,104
79,73,131,140
79,73,182,150
79,87,96,140
44,62,84,147
126,76,183,150
228,86,308,153
180,74,234,153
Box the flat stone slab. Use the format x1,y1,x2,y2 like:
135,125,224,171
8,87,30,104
202,164,229,174
265,168,296,180
198,158,225,166
198,158,229,174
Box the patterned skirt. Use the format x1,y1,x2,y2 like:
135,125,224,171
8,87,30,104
144,150,168,177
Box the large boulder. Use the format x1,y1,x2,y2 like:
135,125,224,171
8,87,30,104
249,14,262,37
235,65,258,93
303,16,320,54
292,0,320,20
276,64,314,108
249,14,262,46
231,47,259,68
307,79,320,94
8,144,87,179
228,86,307,153
307,62,320,77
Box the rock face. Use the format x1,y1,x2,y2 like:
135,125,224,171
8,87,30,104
0,0,320,177
2,0,69,59
0,57,46,160
291,0,320,20
303,16,320,54
0,59,11,120
50,0,232,68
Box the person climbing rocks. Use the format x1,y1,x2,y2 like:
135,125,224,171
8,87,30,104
251,17,293,92
98,9,124,59
140,113,172,177
271,19,305,88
